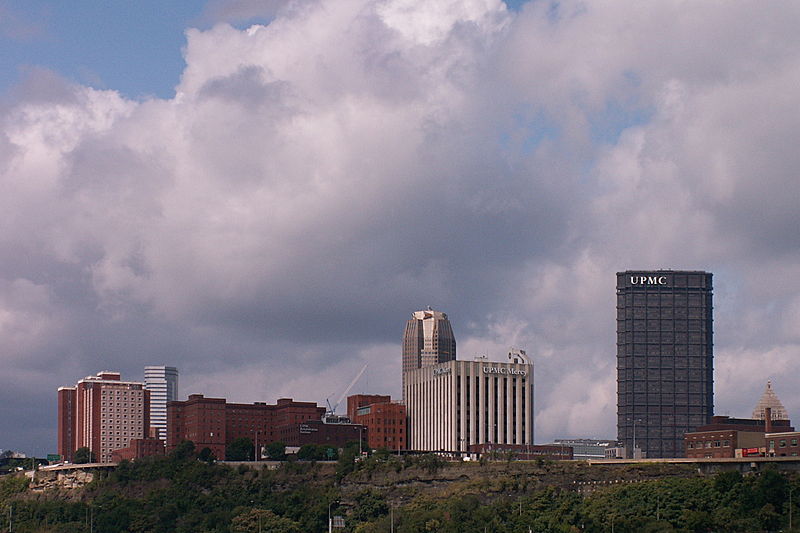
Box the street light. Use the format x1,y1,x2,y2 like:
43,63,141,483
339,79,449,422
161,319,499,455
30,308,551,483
328,499,339,533
626,417,643,459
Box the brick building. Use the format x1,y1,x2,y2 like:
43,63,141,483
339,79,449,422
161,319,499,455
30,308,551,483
684,413,794,459
167,395,325,459
766,431,800,457
347,394,407,451
277,418,368,450
57,371,150,463
111,438,166,462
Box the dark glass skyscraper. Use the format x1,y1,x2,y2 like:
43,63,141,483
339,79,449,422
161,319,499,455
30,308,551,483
616,271,713,458
402,307,456,400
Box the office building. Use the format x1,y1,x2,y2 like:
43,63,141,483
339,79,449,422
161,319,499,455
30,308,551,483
57,371,150,463
348,394,407,451
752,381,789,421
402,307,456,399
144,366,179,441
551,439,618,460
617,270,714,458
404,350,533,452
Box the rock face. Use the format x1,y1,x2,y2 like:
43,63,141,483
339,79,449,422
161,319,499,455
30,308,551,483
30,468,98,491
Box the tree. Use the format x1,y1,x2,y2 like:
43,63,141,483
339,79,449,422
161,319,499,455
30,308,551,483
73,447,95,464
227,437,254,461
170,440,196,461
198,447,216,464
266,441,286,460
231,508,302,533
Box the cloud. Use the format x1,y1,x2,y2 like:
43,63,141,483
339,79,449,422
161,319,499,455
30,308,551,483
2,0,800,454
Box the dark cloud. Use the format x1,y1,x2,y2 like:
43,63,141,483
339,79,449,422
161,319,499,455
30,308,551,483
2,0,800,455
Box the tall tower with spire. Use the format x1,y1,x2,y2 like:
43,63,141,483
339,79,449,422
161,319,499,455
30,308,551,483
402,307,456,400
752,381,789,421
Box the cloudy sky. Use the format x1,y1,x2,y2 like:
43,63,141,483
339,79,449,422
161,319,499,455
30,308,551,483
2,0,800,456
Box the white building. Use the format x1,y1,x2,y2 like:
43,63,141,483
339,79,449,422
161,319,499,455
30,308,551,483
144,366,178,441
404,350,533,452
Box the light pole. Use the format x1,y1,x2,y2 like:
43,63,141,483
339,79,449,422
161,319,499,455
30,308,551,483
328,499,338,533
254,430,260,462
627,417,643,459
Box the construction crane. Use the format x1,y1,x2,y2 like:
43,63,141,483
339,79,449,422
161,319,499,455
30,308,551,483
324,363,368,422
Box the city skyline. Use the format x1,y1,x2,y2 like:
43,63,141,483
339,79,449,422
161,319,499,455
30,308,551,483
2,0,800,456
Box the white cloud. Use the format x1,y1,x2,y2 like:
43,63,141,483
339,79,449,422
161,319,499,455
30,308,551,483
2,0,800,453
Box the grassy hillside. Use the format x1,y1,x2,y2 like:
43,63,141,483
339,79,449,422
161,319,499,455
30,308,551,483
1,448,799,532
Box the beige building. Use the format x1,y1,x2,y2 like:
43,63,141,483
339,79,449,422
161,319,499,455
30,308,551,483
402,308,456,401
404,350,533,452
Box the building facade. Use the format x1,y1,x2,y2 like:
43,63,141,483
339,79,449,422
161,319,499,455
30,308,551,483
617,270,714,458
347,394,407,451
551,439,618,460
402,308,456,399
167,395,325,460
144,366,179,441
752,381,789,421
57,371,150,463
404,357,533,452
684,413,793,459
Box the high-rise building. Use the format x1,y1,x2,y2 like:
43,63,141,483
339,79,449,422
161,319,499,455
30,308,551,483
752,381,789,421
144,366,179,441
616,270,714,458
57,371,150,463
404,351,533,452
402,307,456,399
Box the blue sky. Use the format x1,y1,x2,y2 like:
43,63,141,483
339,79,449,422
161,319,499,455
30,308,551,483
1,0,530,99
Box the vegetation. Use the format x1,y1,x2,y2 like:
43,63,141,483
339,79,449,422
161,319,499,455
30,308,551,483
226,438,254,461
73,447,95,464
2,451,800,532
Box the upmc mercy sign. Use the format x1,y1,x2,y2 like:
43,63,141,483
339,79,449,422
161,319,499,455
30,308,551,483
630,275,667,285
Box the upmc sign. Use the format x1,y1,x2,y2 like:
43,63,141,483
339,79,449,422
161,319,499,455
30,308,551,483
630,275,667,285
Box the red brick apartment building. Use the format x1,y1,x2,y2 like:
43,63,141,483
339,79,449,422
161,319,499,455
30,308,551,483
167,395,325,459
347,394,407,451
58,371,150,463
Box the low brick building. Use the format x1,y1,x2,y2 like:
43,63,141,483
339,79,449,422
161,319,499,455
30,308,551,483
111,438,165,462
278,416,368,450
685,413,794,459
766,431,800,457
347,394,406,451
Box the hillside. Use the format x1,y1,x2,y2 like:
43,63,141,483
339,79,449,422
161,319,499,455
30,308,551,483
1,449,798,532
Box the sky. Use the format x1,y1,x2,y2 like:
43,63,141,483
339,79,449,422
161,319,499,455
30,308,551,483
1,0,799,456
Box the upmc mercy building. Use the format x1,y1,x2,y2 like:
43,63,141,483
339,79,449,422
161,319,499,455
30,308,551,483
617,270,714,458
404,356,534,452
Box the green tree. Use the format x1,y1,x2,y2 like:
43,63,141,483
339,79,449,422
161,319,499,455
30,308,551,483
227,437,254,461
170,439,196,460
198,447,216,464
73,447,95,464
266,441,287,460
231,508,302,533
